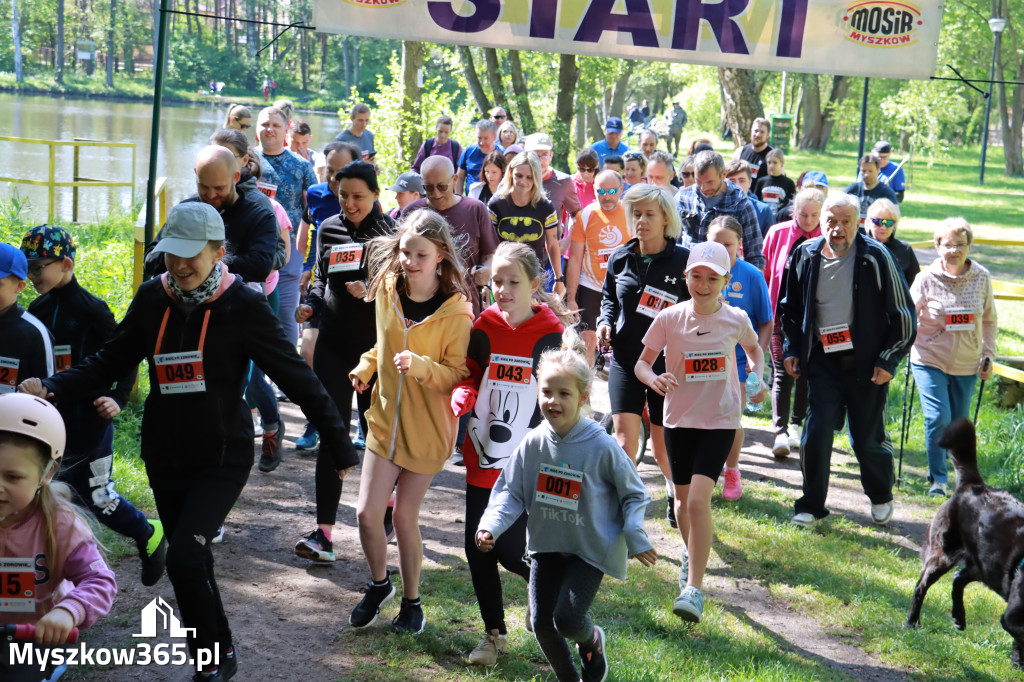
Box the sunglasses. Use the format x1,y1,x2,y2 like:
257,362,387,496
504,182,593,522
869,217,895,228
596,188,619,196
681,171,694,178
423,183,449,193
492,115,507,121
239,123,251,130
578,166,598,174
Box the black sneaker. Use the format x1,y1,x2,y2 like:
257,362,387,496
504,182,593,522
192,646,236,680
578,625,608,682
138,519,167,587
666,497,677,529
294,528,335,562
258,426,285,473
392,597,425,635
349,575,395,628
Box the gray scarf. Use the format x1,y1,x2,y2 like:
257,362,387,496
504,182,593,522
168,263,223,305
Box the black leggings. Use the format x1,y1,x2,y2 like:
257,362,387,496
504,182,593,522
465,484,530,633
147,464,249,661
770,322,807,434
530,553,604,682
312,331,372,526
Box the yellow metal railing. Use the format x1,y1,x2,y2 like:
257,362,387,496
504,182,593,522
0,136,136,222
134,177,169,293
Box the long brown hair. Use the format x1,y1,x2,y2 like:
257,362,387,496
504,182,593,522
491,242,574,326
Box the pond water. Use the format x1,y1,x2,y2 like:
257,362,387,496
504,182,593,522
0,92,345,225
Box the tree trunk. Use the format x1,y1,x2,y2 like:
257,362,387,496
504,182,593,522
195,0,202,45
319,33,327,90
458,46,491,116
483,48,509,113
798,74,850,151
507,50,535,133
353,37,360,93
609,60,636,119
553,53,579,173
11,0,22,82
998,9,1024,177
342,36,351,98
300,29,307,91
718,67,765,147
56,0,65,84
185,0,192,36
245,0,257,60
106,0,115,87
401,41,425,165
586,104,603,142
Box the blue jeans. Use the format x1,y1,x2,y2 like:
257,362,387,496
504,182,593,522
911,363,976,484
796,347,894,518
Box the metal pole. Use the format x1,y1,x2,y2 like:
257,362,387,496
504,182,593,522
980,32,1001,185
144,0,171,279
856,78,869,176
781,71,787,113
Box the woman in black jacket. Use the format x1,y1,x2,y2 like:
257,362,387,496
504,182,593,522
293,161,396,564
21,202,356,681
867,198,920,286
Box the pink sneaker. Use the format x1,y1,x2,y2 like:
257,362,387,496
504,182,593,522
722,467,742,501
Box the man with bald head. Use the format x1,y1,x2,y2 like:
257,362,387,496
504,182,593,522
567,169,629,364
145,145,278,283
402,155,497,317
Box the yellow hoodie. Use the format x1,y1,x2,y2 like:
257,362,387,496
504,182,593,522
351,275,473,475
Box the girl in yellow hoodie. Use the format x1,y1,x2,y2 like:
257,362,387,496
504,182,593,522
348,208,473,634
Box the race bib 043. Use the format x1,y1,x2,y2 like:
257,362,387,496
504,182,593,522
486,354,533,392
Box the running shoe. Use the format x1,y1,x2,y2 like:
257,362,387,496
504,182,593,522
349,576,395,628
451,446,464,467
722,468,742,501
666,496,677,529
787,423,802,450
211,525,225,544
871,501,895,526
929,482,948,497
138,519,167,587
577,625,608,682
392,597,426,635
673,586,704,623
258,426,284,473
352,435,366,449
192,646,235,680
678,546,689,592
772,434,791,459
468,629,508,666
383,493,396,543
790,512,817,528
294,528,335,562
295,422,320,451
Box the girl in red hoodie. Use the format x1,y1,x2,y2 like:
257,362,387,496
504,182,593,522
451,242,569,666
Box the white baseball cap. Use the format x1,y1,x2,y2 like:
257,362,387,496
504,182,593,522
685,241,731,276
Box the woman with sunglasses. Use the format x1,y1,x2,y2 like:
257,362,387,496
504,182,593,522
224,104,252,131
572,148,600,209
866,199,919,287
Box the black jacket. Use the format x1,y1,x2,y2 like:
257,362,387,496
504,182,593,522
0,304,53,391
598,238,691,360
881,236,920,287
780,232,916,381
307,205,395,348
27,276,137,456
42,270,357,471
144,189,279,284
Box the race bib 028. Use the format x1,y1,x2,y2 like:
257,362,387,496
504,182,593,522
683,349,728,382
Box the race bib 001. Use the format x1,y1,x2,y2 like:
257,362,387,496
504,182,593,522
0,557,35,613
636,285,678,319
327,243,363,274
820,324,853,353
944,307,976,332
0,356,19,394
535,463,583,511
684,349,728,382
154,351,206,394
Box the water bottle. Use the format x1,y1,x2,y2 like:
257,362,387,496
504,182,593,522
745,371,762,412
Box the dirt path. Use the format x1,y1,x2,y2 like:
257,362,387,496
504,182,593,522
64,378,933,681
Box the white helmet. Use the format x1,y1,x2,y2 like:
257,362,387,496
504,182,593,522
0,393,65,462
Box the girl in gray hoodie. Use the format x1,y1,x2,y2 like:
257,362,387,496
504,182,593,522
477,330,656,682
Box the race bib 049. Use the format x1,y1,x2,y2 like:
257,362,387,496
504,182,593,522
154,351,206,394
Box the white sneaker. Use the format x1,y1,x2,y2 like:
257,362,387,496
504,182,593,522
468,629,508,666
678,546,689,591
787,424,801,450
929,482,949,497
211,525,225,544
772,434,791,459
871,501,895,526
791,512,816,528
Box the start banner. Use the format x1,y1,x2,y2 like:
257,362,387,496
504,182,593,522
312,1,942,80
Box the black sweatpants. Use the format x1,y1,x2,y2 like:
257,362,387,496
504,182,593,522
530,553,604,682
148,464,249,662
312,331,371,526
465,483,530,633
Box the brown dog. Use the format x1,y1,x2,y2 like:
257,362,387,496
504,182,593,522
905,418,1024,668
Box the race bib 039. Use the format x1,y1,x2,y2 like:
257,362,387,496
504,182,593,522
944,307,976,332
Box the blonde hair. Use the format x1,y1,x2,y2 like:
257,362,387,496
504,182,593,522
622,184,682,240
0,433,104,579
868,197,900,223
491,242,574,326
365,208,469,301
794,187,825,209
934,216,973,246
537,327,591,396
497,152,546,206
497,120,520,146
224,104,251,128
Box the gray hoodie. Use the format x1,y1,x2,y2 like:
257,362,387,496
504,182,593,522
478,417,652,580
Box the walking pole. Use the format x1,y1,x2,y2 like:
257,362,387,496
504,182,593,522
974,358,992,425
897,359,914,488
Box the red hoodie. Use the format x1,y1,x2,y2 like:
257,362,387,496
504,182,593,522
456,303,564,489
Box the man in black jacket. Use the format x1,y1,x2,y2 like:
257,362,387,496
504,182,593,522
781,193,916,529
145,145,279,284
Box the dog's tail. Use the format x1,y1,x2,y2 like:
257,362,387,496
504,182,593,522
939,418,984,489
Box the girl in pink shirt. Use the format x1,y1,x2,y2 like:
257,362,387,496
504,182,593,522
635,241,765,624
1,394,116,679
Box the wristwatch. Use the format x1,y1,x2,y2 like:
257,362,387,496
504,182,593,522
556,275,566,283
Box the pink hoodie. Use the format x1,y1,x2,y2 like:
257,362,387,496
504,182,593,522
762,218,822,313
0,503,116,628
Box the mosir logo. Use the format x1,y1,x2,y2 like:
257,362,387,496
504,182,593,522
343,0,405,6
841,1,923,47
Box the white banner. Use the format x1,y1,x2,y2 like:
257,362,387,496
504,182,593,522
312,1,942,80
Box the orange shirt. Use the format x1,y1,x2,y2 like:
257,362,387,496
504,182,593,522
570,203,629,292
